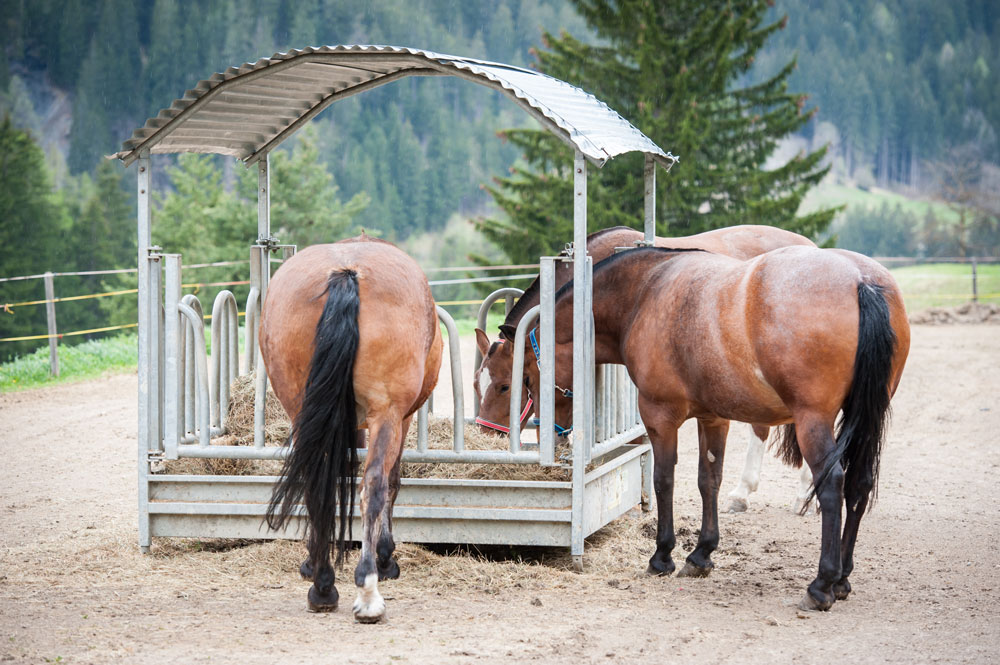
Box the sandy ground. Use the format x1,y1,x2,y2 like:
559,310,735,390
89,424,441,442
1,324,998,664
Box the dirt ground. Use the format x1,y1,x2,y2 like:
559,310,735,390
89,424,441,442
1,324,998,664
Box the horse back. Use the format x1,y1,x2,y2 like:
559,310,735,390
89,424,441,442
261,239,442,425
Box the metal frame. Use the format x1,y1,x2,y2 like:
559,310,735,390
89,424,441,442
131,46,673,559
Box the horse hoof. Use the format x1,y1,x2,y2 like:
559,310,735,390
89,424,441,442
307,584,339,612
677,561,713,578
299,559,313,580
645,560,675,577
353,596,387,624
797,591,833,612
833,579,852,600
378,557,400,581
726,497,749,513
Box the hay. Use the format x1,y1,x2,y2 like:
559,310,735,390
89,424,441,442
162,372,577,481
161,370,288,476
401,415,573,481
909,302,1000,324
225,370,291,445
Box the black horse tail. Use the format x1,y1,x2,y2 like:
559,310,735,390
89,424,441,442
265,269,359,566
803,281,897,513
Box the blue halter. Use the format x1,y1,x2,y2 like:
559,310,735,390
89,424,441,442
527,328,573,435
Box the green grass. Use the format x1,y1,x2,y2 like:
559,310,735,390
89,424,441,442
0,334,137,392
889,262,1000,311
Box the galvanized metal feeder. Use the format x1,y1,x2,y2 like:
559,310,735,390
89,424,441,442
115,45,677,567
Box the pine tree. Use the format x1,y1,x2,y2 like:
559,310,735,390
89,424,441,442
476,0,836,263
0,116,71,360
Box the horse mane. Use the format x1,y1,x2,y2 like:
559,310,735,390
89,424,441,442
501,227,643,331
553,246,707,303
503,276,542,328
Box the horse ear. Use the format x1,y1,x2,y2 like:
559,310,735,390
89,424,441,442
498,324,518,341
474,328,491,357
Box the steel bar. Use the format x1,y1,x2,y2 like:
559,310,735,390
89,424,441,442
163,256,182,460
539,258,556,466
436,306,465,453
509,306,540,451
644,153,656,241
473,286,524,417
571,151,587,559
178,301,211,447
136,152,152,551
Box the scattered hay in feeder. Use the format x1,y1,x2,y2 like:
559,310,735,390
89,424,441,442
401,415,573,481
163,372,576,481
160,370,288,476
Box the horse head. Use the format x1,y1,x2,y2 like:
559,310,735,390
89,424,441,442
473,328,533,435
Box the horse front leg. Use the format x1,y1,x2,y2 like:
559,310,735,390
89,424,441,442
725,424,767,513
353,418,401,623
679,417,729,577
640,404,681,576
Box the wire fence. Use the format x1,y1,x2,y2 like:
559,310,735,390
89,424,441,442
2,256,997,375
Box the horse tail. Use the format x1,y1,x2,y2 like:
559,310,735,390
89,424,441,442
807,281,897,513
266,269,360,566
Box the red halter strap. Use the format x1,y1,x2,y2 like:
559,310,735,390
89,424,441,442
475,396,534,434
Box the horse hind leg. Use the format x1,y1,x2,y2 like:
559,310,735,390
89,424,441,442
679,417,729,577
725,424,767,513
795,418,845,612
376,415,412,582
299,429,368,582
833,469,873,600
353,418,402,623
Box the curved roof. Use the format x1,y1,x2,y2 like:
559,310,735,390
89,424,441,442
114,45,676,169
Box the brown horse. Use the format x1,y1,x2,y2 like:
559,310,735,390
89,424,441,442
261,236,442,622
474,225,816,511
474,224,814,434
511,245,909,611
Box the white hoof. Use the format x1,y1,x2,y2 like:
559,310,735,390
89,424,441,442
352,573,386,624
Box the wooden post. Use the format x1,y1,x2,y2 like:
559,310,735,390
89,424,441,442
971,258,978,303
43,272,59,377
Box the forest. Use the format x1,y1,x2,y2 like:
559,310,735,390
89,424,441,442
0,0,998,358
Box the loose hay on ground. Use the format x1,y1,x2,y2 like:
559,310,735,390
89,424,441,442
909,301,1000,324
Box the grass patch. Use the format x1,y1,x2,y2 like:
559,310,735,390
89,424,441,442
0,333,137,392
889,262,1000,311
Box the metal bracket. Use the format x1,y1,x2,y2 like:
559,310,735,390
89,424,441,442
560,242,575,258
633,239,654,248
256,235,281,252
147,246,163,258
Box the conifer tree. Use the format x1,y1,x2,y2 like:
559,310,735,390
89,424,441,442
476,0,836,263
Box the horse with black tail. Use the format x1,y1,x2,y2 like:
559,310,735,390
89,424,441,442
509,245,909,611
261,235,442,622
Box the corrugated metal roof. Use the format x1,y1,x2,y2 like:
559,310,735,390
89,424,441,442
115,45,676,169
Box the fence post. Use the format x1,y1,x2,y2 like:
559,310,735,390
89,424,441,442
43,272,59,377
971,258,978,303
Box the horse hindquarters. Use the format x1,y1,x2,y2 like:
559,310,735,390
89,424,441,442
265,270,361,612
795,281,900,611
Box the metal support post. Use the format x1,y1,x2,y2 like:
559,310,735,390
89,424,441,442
136,152,152,552
571,151,588,563
643,154,656,243
253,155,271,449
